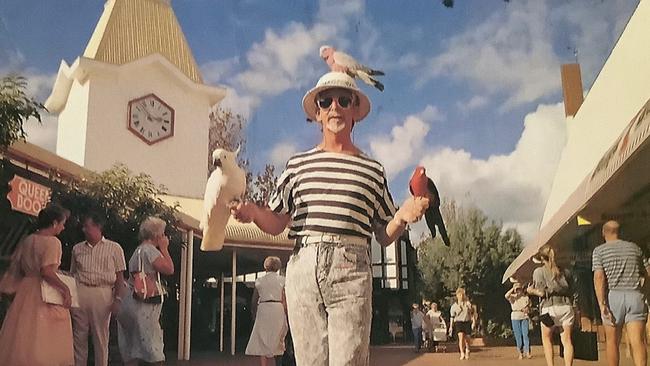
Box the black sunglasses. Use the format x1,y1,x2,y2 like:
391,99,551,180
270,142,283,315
316,95,353,109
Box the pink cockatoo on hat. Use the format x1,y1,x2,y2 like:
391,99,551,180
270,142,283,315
319,45,385,91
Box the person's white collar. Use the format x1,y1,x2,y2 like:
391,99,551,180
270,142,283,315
86,236,105,247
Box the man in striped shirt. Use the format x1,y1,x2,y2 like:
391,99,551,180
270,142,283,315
593,220,649,366
231,71,429,366
70,213,126,366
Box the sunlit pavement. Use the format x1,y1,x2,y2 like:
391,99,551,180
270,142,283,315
167,344,649,365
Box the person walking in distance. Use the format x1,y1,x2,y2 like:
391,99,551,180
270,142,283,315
449,288,476,360
410,303,426,353
506,281,531,359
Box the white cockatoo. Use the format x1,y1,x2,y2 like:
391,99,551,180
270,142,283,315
200,147,247,251
319,45,385,91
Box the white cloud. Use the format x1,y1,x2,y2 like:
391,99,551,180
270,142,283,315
421,0,638,110
416,102,567,242
424,0,559,110
269,142,299,168
202,0,365,118
417,105,445,122
368,105,437,179
219,87,260,121
457,95,489,112
23,71,55,102
551,0,639,87
24,113,58,152
201,56,240,85
235,22,335,96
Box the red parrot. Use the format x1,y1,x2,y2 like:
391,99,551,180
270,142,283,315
408,166,451,247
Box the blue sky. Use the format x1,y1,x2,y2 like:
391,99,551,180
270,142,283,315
0,0,640,242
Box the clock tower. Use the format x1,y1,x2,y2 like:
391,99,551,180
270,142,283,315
45,0,225,198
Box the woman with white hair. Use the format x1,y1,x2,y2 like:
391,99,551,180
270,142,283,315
246,256,288,366
117,217,174,366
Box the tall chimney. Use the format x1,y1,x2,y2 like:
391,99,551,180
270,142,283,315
561,63,584,117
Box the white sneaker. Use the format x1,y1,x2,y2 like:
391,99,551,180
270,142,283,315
465,347,470,358
459,353,465,360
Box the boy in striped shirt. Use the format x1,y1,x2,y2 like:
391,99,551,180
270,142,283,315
231,72,429,365
593,220,649,366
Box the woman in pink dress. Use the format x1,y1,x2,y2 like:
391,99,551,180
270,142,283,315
0,204,74,366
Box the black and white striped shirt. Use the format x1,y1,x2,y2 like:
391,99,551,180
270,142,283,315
269,148,397,240
592,240,649,291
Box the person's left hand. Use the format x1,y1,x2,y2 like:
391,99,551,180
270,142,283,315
396,196,430,224
110,299,121,314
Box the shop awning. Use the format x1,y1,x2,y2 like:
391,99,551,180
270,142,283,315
158,194,293,251
503,97,650,283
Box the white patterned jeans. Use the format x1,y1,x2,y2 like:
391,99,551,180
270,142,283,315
285,235,372,366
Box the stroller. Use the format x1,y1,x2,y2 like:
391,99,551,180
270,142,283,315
422,319,448,352
431,323,448,352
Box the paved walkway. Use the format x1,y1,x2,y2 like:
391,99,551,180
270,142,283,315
167,344,647,365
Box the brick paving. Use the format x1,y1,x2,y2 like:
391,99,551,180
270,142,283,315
166,344,647,365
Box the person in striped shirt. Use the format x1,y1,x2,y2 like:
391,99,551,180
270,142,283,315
70,212,126,366
593,220,649,366
230,71,429,366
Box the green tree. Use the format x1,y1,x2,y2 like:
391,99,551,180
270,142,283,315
208,107,277,205
417,201,522,337
52,163,182,259
0,75,45,151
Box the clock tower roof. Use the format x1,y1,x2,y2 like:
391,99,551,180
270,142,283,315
83,0,203,84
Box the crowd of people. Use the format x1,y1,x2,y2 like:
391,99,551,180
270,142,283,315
0,67,648,366
0,205,174,366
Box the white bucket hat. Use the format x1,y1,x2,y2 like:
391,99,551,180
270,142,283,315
302,72,371,122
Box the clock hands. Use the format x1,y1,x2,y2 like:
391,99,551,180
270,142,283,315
138,102,154,122
138,101,166,123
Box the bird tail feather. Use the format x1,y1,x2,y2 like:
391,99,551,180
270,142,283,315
356,71,384,92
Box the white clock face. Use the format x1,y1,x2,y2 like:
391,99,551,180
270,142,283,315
127,94,174,145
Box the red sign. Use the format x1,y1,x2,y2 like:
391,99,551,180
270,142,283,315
6,175,51,217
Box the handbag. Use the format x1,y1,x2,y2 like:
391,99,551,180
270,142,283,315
539,312,555,327
132,248,165,304
530,298,555,327
560,329,598,361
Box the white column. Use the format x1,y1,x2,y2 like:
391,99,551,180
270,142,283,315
183,230,194,360
219,272,225,352
177,231,188,360
231,250,237,355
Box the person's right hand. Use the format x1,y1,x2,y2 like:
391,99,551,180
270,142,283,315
229,201,258,223
601,306,615,324
158,235,170,251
